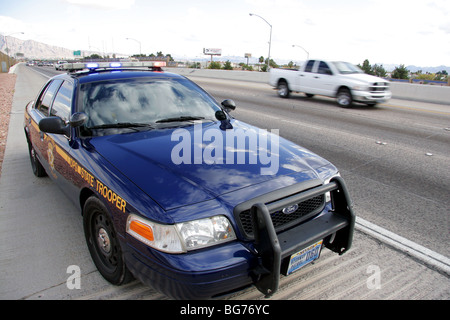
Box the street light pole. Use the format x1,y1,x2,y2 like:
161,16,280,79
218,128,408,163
292,44,309,61
126,37,142,56
249,13,272,71
4,32,24,70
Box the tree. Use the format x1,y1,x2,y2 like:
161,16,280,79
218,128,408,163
85,54,103,60
208,61,221,69
261,58,278,71
372,64,387,78
223,60,233,70
359,59,373,75
391,64,409,79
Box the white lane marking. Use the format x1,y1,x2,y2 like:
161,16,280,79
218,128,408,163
27,66,53,79
356,217,450,276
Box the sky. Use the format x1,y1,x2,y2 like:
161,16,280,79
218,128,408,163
1,0,449,67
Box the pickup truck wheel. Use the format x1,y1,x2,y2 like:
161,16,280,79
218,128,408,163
277,81,290,98
83,197,133,285
27,142,47,177
337,88,352,107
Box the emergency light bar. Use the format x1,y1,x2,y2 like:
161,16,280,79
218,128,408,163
61,61,166,72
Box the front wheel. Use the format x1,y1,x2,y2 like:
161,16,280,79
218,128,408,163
336,88,353,107
83,197,133,285
277,81,290,98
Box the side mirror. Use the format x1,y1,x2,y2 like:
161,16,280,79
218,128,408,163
38,112,88,136
221,99,236,112
39,117,70,136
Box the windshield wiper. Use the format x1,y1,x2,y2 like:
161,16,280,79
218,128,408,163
156,116,205,123
89,122,154,130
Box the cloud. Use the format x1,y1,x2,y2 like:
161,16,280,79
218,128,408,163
65,0,135,10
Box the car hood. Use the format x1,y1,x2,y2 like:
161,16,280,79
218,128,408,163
88,120,334,210
342,73,388,84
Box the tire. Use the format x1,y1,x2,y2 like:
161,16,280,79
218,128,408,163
305,93,314,98
83,197,133,285
27,141,47,177
277,81,290,98
336,88,353,107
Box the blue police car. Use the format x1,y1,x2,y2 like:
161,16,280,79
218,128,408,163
24,61,355,299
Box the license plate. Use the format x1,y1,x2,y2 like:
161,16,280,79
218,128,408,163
286,240,323,275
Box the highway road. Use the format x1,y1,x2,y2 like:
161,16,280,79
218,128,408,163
1,64,448,300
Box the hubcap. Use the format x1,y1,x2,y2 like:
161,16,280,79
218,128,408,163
97,227,111,254
338,94,350,106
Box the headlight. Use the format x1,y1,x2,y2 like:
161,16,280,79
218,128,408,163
353,85,369,91
126,214,184,253
177,215,236,251
126,214,236,254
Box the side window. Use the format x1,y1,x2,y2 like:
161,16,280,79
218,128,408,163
318,61,332,75
304,60,315,73
36,79,63,116
50,81,73,123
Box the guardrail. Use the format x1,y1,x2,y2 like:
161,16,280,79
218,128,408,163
165,67,450,106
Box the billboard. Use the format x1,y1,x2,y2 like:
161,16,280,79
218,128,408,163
203,48,222,56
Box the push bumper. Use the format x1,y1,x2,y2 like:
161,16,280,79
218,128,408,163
248,176,355,297
124,176,355,299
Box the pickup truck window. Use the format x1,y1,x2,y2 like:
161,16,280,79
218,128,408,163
332,61,363,74
304,60,315,72
318,61,332,75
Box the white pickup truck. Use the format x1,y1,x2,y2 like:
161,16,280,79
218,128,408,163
269,60,391,107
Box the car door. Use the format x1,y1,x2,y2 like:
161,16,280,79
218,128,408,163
29,79,64,173
46,80,81,203
312,61,335,96
299,60,318,94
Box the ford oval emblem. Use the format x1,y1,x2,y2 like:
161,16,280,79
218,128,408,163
282,204,299,215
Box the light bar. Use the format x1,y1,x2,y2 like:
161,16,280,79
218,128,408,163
61,61,167,72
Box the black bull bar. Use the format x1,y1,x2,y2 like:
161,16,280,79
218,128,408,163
236,176,355,297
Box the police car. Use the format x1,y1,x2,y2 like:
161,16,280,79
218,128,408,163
24,61,355,299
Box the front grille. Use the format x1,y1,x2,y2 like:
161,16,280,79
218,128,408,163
369,82,389,92
238,194,325,237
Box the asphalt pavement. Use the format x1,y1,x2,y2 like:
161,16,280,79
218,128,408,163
1,64,448,300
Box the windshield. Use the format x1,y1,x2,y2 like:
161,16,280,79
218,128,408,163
78,77,221,134
332,61,364,74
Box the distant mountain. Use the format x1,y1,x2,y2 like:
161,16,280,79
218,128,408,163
0,36,76,59
405,65,450,74
0,36,107,60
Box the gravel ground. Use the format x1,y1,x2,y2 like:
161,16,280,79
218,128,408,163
0,73,17,176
